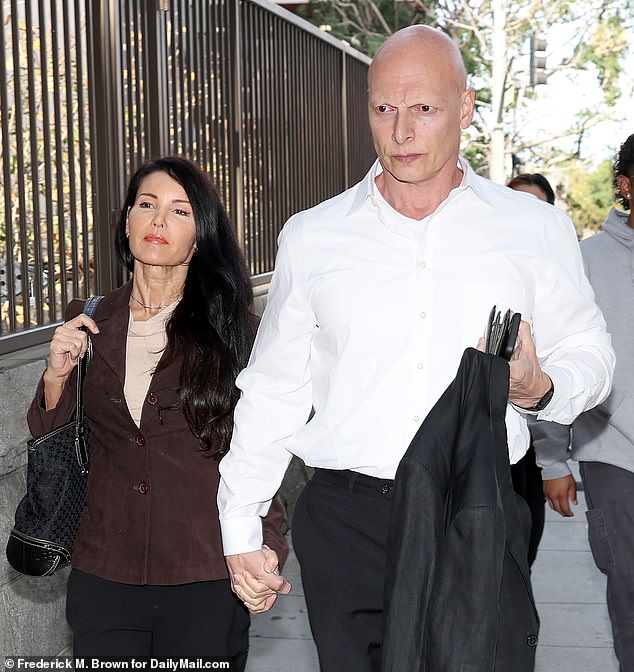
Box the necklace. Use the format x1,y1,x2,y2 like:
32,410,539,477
130,293,177,311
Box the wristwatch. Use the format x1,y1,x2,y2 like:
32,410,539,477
522,381,554,413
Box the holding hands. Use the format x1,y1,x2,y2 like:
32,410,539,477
226,545,292,613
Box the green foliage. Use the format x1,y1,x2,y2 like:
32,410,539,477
461,142,489,175
301,0,437,56
573,15,628,105
565,160,615,235
302,0,633,184
452,26,487,83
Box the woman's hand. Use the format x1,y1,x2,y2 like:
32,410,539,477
43,314,99,411
226,545,292,613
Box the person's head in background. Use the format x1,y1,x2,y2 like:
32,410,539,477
507,173,555,205
614,133,633,227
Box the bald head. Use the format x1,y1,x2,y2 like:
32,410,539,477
366,24,475,211
369,26,467,94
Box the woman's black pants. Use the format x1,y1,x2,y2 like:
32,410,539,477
66,569,249,668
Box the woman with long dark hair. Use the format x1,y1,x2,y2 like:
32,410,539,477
28,157,287,665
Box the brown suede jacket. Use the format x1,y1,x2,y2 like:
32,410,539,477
27,282,288,585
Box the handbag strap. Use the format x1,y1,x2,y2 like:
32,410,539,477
73,296,103,474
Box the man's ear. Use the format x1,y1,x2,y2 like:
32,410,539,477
460,88,476,130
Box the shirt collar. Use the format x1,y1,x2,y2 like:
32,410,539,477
346,160,380,215
346,155,493,216
456,156,493,206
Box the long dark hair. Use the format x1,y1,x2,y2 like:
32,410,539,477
115,156,254,458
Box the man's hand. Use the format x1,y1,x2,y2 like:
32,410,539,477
543,474,577,517
226,545,292,613
507,320,552,409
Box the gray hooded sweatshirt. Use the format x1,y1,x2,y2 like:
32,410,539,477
533,207,634,479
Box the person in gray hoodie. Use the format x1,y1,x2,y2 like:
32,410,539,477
532,132,634,672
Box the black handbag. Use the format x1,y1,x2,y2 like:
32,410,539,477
6,296,102,576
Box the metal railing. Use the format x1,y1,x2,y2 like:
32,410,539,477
0,0,374,354
0,0,93,351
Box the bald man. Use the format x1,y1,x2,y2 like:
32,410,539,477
218,26,613,671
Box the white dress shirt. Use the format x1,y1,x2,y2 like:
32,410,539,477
218,158,614,555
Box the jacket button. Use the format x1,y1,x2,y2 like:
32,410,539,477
134,482,150,495
147,393,158,405
380,483,391,495
134,434,145,446
527,634,538,647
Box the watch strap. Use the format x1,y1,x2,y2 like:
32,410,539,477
522,381,554,413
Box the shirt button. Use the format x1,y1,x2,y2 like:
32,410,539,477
417,362,424,369
419,260,426,269
134,482,150,495
420,311,427,319
134,434,146,446
413,415,420,422
146,392,158,405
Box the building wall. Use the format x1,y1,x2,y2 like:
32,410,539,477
0,350,73,656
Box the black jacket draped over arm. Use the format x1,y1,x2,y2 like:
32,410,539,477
382,348,538,672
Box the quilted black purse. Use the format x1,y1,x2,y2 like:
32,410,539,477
6,296,102,576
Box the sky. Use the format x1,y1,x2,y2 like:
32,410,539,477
522,22,634,164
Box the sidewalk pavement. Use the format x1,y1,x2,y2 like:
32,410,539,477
245,539,318,672
531,463,617,672
246,463,619,672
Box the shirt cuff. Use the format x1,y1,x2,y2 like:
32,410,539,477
511,368,563,419
219,516,264,556
534,367,566,421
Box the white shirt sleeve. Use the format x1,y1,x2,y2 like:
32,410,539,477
529,211,614,424
218,218,316,555
216,181,616,555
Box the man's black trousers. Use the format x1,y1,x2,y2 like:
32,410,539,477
292,467,394,672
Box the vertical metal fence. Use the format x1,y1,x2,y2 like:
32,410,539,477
239,1,347,276
0,0,93,350
0,0,374,355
